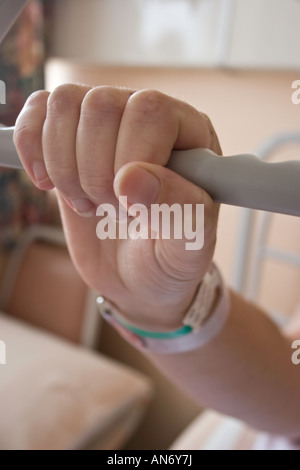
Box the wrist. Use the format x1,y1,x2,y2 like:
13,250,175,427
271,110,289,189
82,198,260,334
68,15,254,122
105,287,200,333
97,263,231,354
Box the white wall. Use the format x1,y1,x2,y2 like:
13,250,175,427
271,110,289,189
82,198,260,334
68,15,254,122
50,0,224,66
228,0,300,69
50,0,300,69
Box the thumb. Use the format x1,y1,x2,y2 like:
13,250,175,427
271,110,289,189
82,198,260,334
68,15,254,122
113,161,219,282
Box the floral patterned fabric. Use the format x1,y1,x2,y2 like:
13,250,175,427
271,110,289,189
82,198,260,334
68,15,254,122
0,0,55,249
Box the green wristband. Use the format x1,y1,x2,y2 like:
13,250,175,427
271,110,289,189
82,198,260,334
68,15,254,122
116,317,192,339
97,296,193,339
96,296,192,339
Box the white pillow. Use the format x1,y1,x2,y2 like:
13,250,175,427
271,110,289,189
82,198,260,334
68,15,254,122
0,313,153,450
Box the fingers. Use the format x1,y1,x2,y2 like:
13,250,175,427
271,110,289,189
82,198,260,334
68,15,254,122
114,89,222,173
15,85,221,220
42,83,98,215
15,85,135,216
13,90,53,190
76,86,134,206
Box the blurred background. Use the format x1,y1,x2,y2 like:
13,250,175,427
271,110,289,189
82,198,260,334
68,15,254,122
0,0,300,450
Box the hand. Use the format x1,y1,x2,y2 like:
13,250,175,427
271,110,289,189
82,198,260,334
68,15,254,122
14,85,221,331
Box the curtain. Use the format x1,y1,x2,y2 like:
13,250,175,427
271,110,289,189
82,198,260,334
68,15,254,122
0,0,55,249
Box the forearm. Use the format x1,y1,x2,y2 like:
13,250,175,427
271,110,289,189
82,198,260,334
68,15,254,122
147,289,300,439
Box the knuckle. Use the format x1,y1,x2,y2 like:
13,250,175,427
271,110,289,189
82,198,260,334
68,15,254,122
198,111,221,153
127,89,169,119
26,89,50,106
199,111,214,134
47,84,82,115
14,91,50,156
81,86,124,117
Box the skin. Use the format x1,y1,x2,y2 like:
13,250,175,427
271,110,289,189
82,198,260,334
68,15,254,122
14,85,300,440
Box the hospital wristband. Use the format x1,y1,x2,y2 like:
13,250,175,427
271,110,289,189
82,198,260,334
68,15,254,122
97,263,230,354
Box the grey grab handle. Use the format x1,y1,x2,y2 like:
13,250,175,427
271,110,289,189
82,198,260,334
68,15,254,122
168,149,300,217
0,126,22,169
0,126,299,216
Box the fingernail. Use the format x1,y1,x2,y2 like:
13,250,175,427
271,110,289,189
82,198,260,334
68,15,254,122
32,160,52,185
115,165,160,208
69,198,95,217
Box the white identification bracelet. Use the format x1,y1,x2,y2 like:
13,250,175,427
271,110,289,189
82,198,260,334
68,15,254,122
97,263,230,354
